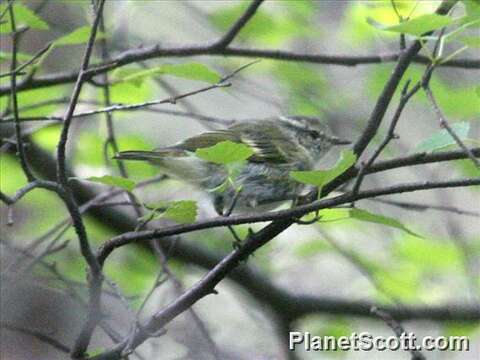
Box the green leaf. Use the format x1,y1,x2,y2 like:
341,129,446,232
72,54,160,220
454,159,480,179
394,235,462,271
374,265,421,300
415,122,470,152
86,175,136,191
317,208,420,237
31,124,61,152
53,26,106,46
162,200,198,224
462,0,480,26
458,35,480,47
108,80,153,104
0,3,49,33
349,208,421,237
209,2,313,46
443,322,480,338
113,63,222,85
290,150,356,188
195,140,254,165
295,239,331,257
0,51,33,63
368,14,453,36
317,208,353,222
368,65,479,119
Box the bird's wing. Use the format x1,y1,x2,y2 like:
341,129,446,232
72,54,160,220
163,121,310,165
172,130,241,152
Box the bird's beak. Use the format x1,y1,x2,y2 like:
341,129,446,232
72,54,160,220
330,136,351,145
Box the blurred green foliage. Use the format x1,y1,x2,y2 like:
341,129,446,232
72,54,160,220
1,2,479,351
209,0,316,46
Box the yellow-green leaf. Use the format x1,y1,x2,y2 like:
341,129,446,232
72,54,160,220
459,35,480,47
349,208,421,237
317,208,421,237
0,3,49,33
0,51,32,63
196,140,254,165
86,175,136,191
113,63,222,85
368,14,453,36
290,150,356,188
415,122,470,152
162,200,197,224
54,26,106,46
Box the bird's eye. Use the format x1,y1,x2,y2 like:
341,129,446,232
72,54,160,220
309,130,320,139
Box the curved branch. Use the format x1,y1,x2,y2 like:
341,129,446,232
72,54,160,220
97,177,480,263
1,321,70,354
1,46,478,97
353,0,459,157
212,0,264,49
16,139,480,359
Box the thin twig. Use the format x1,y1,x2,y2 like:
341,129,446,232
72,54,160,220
0,43,52,79
2,44,479,97
0,180,59,205
424,87,480,168
7,5,35,181
151,240,221,360
371,307,425,360
97,177,480,265
317,228,403,305
353,0,457,158
0,240,125,345
2,62,258,124
213,0,264,49
1,321,71,354
368,198,480,217
98,13,143,219
351,79,422,199
57,1,106,357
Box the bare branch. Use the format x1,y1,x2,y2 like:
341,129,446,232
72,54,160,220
353,0,458,158
424,86,480,168
371,307,425,360
97,177,480,264
7,5,35,181
0,42,52,79
54,1,106,357
1,46,478,96
1,321,71,354
1,62,257,124
0,180,59,205
213,0,265,49
368,198,480,217
352,79,422,199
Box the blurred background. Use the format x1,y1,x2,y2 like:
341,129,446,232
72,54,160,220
1,1,479,359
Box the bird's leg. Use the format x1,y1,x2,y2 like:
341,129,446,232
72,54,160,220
226,189,244,249
214,192,243,249
225,188,242,217
228,226,243,249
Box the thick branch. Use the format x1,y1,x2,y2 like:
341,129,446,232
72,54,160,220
97,177,480,263
56,1,106,358
1,48,478,97
14,140,480,358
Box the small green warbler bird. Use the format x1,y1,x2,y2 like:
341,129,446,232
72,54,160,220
114,116,350,214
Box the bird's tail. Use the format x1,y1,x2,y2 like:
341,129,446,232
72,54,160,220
113,148,184,162
114,149,212,183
